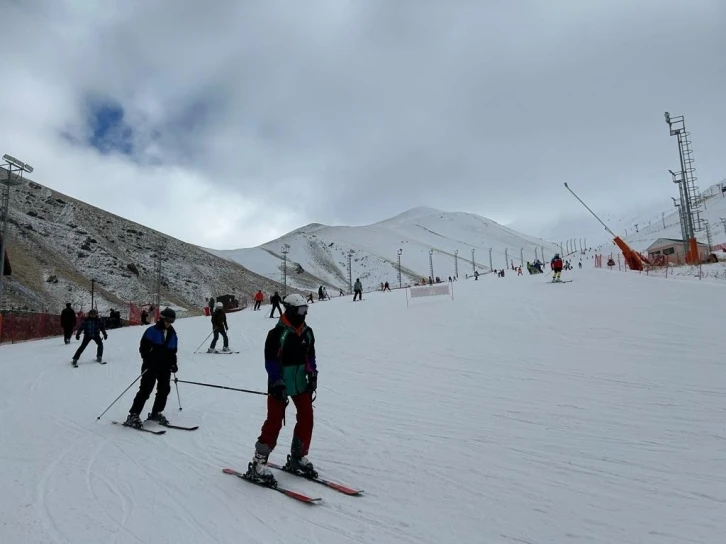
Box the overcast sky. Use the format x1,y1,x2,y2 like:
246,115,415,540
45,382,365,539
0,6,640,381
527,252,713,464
2,0,724,249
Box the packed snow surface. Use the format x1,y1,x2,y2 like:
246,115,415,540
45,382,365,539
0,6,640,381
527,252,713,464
0,266,724,543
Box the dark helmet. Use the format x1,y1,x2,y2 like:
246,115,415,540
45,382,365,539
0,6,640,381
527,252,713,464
160,307,176,323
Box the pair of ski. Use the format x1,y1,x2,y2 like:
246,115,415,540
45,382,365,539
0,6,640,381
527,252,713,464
72,359,107,367
223,462,363,504
111,420,199,434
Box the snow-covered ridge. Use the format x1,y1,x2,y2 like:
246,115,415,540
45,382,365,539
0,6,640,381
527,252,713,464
210,207,560,292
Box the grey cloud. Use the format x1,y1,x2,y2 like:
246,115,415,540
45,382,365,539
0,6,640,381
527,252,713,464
1,0,725,248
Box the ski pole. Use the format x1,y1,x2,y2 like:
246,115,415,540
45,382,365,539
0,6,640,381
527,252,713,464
174,372,183,411
174,377,268,396
193,331,213,353
96,369,147,420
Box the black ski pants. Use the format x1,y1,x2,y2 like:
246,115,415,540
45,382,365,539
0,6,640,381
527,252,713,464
63,326,74,344
129,360,172,416
253,300,261,310
73,335,103,360
353,289,362,301
269,303,282,318
210,328,229,349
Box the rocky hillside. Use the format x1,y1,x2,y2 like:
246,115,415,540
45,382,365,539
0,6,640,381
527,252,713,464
0,168,285,316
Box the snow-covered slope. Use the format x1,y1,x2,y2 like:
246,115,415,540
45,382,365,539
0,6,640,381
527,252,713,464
0,168,285,315
615,181,726,252
1,268,723,543
209,206,559,292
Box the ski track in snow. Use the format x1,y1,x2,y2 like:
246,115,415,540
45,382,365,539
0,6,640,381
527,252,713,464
1,267,725,543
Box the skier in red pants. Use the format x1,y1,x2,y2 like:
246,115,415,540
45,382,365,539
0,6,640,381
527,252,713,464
247,293,318,484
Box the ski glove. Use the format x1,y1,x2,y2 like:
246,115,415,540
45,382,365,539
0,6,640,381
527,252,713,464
306,371,318,393
270,379,287,402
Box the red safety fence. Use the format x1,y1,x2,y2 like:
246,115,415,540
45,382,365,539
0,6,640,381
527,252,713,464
0,311,60,344
128,303,159,326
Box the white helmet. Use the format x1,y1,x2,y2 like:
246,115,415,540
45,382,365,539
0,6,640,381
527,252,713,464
283,293,307,308
215,301,223,309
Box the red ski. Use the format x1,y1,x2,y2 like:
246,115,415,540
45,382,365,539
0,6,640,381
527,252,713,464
267,461,363,496
222,468,321,504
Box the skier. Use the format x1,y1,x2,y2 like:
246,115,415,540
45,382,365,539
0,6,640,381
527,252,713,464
208,301,230,353
269,291,282,318
72,308,107,366
247,293,318,484
60,302,76,344
551,253,564,282
253,290,264,311
124,307,178,428
353,278,362,301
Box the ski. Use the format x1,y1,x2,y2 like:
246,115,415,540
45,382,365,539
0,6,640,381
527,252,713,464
146,421,199,431
111,421,166,435
267,461,363,496
222,468,321,504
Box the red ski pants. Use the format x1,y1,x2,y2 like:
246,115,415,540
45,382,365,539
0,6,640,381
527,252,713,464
258,392,314,456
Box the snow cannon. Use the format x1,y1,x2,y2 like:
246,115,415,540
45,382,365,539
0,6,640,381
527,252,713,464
563,183,649,271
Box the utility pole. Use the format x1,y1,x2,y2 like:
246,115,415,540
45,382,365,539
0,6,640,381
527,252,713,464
520,247,523,267
91,279,96,310
488,247,493,271
347,250,354,293
153,237,163,310
1,155,32,307
429,249,434,280
281,244,290,297
454,249,458,278
505,248,509,269
397,248,403,288
471,248,476,272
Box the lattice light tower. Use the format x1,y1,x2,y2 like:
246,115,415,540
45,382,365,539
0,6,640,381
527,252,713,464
453,249,458,278
153,237,164,310
1,155,32,305
428,249,434,280
665,112,703,263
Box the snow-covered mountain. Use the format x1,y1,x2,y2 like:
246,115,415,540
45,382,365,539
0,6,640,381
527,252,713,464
0,168,285,315
208,206,560,292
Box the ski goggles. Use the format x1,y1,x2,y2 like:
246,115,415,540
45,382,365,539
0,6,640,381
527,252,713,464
294,305,308,316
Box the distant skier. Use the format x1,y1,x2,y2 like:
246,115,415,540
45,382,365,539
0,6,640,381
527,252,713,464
253,290,264,311
269,291,282,318
72,308,107,366
353,278,362,301
208,302,230,353
60,302,76,344
124,307,178,428
551,253,564,282
247,294,318,484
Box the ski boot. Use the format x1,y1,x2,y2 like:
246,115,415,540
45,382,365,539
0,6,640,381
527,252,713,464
96,355,103,363
246,452,276,486
124,413,143,429
285,454,318,478
147,412,170,425
221,346,231,353
207,348,217,353
71,358,78,367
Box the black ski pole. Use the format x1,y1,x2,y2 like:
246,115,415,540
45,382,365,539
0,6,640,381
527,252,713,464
174,377,267,396
96,369,147,420
194,331,213,354
174,372,183,411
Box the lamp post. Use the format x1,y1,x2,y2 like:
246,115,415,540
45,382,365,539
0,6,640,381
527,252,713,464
1,154,33,306
397,248,402,288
